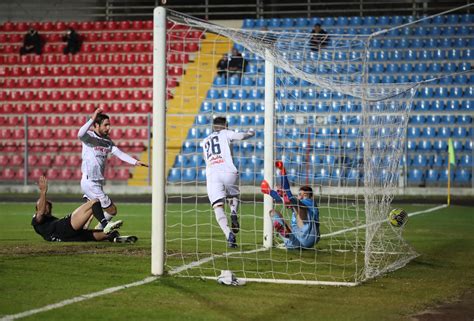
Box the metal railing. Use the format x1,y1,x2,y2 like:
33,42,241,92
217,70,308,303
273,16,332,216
0,0,471,22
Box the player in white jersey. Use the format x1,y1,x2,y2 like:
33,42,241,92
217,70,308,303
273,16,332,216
78,107,148,229
202,116,255,248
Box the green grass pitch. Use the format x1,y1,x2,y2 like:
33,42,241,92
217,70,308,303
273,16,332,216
1,202,473,321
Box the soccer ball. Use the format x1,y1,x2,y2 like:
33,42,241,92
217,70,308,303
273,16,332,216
389,208,408,227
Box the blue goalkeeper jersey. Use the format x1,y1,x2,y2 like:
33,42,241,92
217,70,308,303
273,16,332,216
287,198,320,249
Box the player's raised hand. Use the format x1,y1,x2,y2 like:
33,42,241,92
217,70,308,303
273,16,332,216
136,161,149,167
92,107,103,121
38,175,48,193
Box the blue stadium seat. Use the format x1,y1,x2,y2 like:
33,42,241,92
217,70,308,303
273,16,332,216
268,18,280,28
200,101,213,113
241,76,255,86
182,141,196,154
248,89,263,99
246,64,258,74
464,86,473,98
422,127,436,138
221,88,233,99
207,89,219,99
229,101,241,113
412,38,424,48
461,100,472,111
454,74,468,84
239,115,254,126
453,127,467,138
182,168,196,181
418,140,432,151
459,155,472,167
228,76,241,86
437,127,451,138
453,140,464,151
188,154,204,167
433,140,447,151
455,169,471,184
213,76,226,87
441,115,455,124
449,87,463,98
425,115,440,124
254,18,266,28
187,128,199,140
438,169,454,184
195,115,209,126
214,101,226,113
407,127,421,138
415,63,428,73
429,62,442,73
411,154,428,167
444,62,457,73
407,169,424,185
227,115,238,126
243,19,254,28
431,100,445,111
234,88,248,99
425,169,439,184
434,87,448,98
432,154,445,167
168,168,181,182
445,100,459,111
410,115,424,124
415,100,430,112
457,115,472,124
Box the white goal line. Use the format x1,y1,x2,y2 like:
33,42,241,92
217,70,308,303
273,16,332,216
0,204,447,321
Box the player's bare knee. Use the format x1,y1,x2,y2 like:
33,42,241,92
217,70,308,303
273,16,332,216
104,203,117,216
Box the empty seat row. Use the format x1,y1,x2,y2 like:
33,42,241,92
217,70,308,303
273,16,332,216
0,53,157,65
1,102,152,114
410,154,472,167
2,64,153,77
1,77,153,89
242,14,473,29
0,20,155,32
408,168,472,185
0,89,154,101
0,167,130,181
407,139,472,152
407,126,472,138
410,114,472,124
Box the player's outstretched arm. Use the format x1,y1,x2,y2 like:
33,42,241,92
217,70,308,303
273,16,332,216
111,146,148,167
230,128,255,141
261,180,283,203
275,161,297,204
35,176,48,222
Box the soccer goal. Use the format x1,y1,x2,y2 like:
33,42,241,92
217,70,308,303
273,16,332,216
149,7,461,285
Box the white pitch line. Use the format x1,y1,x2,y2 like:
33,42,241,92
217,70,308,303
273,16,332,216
322,204,448,238
0,204,447,320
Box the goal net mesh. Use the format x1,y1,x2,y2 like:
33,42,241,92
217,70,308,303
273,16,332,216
162,9,419,285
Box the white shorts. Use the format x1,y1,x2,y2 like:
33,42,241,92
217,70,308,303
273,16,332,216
80,177,112,209
206,171,240,206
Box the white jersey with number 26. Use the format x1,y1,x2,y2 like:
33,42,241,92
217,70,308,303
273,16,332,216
202,129,254,174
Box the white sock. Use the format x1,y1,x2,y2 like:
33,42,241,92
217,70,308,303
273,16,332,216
214,206,230,238
104,212,114,222
228,197,239,216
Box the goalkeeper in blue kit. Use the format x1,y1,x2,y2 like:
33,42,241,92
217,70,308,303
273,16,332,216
261,161,320,249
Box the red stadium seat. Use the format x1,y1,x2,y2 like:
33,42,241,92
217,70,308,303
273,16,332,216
28,155,39,166
44,141,60,152
53,154,67,167
38,154,52,167
116,168,130,180
0,155,9,166
10,154,23,166
29,142,44,152
72,168,82,180
57,103,68,113
59,168,73,180
3,168,16,180
45,168,60,180
13,129,25,139
137,102,152,113
67,155,82,167
28,168,44,181
118,103,132,113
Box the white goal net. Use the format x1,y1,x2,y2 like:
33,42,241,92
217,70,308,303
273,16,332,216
154,8,428,285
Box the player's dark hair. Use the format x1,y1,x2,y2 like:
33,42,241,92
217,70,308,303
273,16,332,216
94,113,110,126
299,186,313,198
212,117,228,131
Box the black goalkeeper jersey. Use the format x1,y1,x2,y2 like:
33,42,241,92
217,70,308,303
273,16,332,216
31,214,60,242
